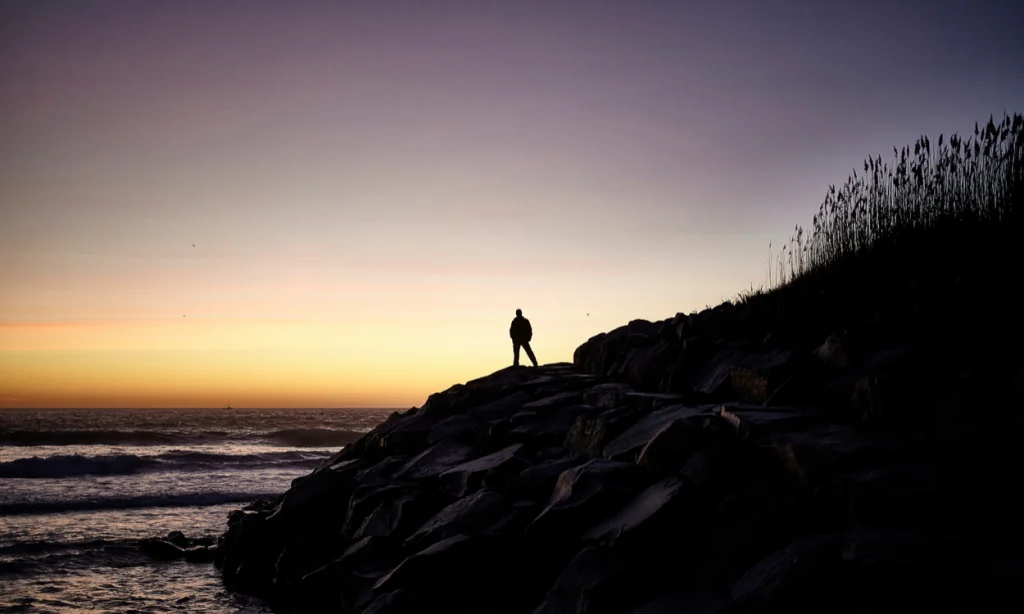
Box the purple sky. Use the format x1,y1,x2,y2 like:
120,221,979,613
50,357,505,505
1,0,1023,406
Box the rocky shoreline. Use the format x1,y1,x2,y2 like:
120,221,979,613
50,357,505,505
196,298,1023,613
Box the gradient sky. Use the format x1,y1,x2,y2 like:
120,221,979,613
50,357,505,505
2,0,1022,408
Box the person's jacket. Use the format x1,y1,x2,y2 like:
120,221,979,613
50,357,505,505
510,316,532,343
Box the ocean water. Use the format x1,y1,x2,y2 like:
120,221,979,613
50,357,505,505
0,408,394,613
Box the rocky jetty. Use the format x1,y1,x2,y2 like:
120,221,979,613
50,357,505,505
213,290,1022,613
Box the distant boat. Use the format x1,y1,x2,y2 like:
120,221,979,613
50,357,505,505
223,405,233,410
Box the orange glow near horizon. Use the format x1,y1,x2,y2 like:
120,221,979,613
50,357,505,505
5,3,1018,409
0,309,665,409
0,319,520,408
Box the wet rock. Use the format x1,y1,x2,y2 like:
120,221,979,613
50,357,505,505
139,538,185,560
217,512,282,595
182,545,216,563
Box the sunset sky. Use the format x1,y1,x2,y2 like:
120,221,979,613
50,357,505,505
2,1,1023,408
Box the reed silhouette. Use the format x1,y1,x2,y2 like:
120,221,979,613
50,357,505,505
765,112,1022,290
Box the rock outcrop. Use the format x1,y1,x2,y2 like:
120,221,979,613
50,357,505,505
214,295,1023,613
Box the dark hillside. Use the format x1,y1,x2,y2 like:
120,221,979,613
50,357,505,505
201,114,1024,613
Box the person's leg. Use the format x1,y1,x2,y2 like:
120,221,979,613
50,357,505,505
513,341,521,366
523,342,538,367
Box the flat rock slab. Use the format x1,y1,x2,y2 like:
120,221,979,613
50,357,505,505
439,443,527,497
372,535,472,594
522,391,584,410
620,392,688,410
530,459,647,536
602,405,713,461
716,404,820,437
583,477,692,545
508,457,583,500
730,534,842,609
406,489,510,547
342,483,422,538
532,545,634,614
584,383,634,408
393,441,476,480
427,414,481,445
468,390,532,423
761,424,910,480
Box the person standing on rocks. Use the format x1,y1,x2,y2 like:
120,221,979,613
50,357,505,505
510,308,538,367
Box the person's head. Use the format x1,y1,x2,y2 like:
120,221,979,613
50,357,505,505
515,309,522,317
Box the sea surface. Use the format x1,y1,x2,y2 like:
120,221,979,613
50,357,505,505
0,408,395,613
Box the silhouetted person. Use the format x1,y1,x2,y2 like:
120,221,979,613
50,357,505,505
510,308,538,367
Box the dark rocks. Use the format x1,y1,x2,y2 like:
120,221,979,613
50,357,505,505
392,441,475,480
532,545,636,614
215,309,1018,614
439,443,528,497
582,477,695,547
529,459,648,538
635,417,699,473
468,390,532,423
405,489,513,547
601,404,708,461
426,414,481,445
507,457,583,501
729,534,843,612
693,348,795,402
139,531,217,562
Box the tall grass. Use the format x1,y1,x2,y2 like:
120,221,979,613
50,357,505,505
770,112,1024,289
